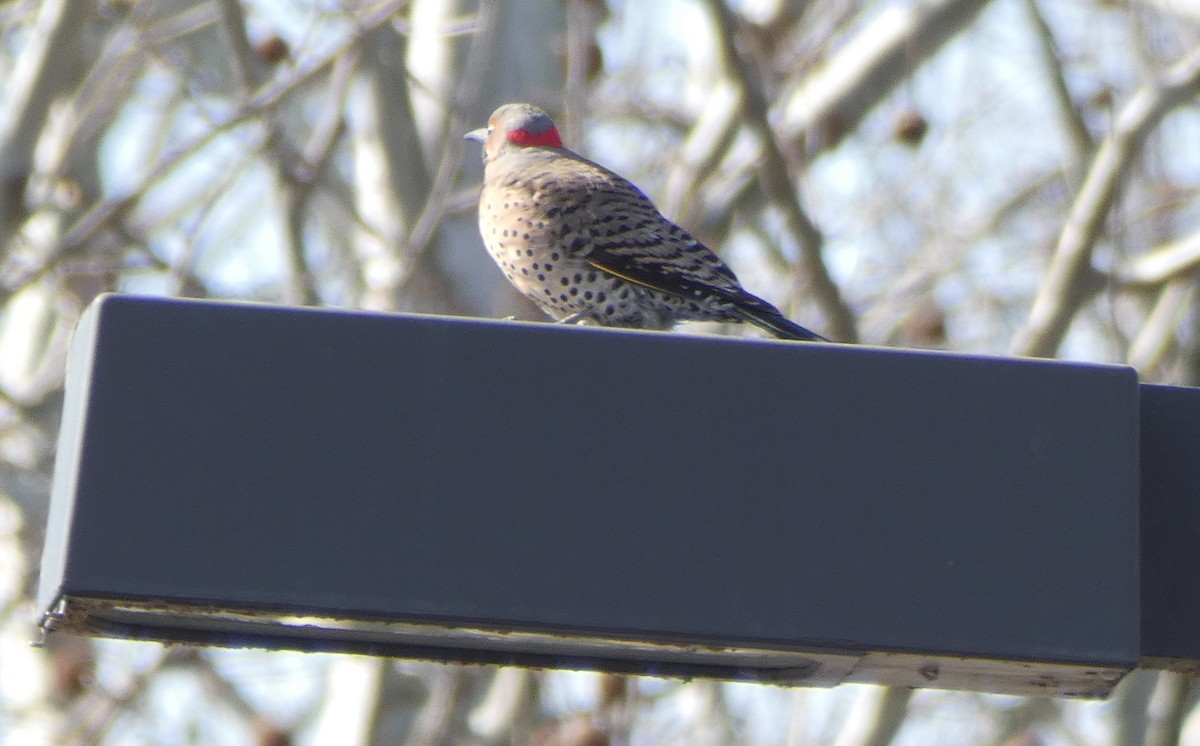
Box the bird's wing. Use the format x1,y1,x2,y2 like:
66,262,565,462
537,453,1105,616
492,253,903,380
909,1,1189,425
557,163,745,302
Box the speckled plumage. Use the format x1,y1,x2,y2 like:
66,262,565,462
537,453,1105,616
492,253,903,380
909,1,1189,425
465,103,826,342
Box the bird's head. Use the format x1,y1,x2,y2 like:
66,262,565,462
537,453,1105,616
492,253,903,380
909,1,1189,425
465,103,564,164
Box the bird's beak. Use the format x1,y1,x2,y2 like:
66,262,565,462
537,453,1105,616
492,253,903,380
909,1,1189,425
464,128,487,143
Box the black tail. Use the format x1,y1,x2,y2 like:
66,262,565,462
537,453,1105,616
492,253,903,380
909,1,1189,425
733,294,828,342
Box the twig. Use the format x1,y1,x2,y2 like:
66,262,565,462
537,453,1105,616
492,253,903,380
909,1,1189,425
1146,671,1197,746
1128,280,1193,374
563,0,601,149
1114,229,1200,288
468,668,534,740
831,686,912,746
1012,45,1200,358
60,645,174,745
2,0,410,303
280,54,355,305
703,0,858,342
988,696,1060,745
216,0,328,305
0,0,89,249
779,0,991,150
394,0,501,295
1022,0,1093,187
1113,671,1158,746
213,0,265,97
408,666,468,746
660,80,742,223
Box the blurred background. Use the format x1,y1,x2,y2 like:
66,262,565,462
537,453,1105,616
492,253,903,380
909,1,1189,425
2,0,1200,743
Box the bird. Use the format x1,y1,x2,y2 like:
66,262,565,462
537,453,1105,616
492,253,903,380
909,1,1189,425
464,103,827,342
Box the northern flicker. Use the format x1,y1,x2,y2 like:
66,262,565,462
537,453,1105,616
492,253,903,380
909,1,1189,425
465,103,827,342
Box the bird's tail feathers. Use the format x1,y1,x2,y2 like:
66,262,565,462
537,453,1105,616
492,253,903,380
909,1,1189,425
733,296,828,342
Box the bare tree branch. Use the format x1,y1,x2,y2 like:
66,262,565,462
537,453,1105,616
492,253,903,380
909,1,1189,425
354,12,457,311
280,55,355,305
468,668,536,741
563,0,601,149
395,0,503,302
1022,0,1094,187
0,0,90,249
215,0,323,305
704,0,858,342
1114,670,1159,746
0,0,411,304
1144,671,1197,746
1115,229,1200,288
214,0,267,97
831,686,913,746
989,696,1061,746
1129,280,1194,373
661,80,742,224
407,666,468,746
1012,45,1200,358
779,0,992,150
7,1,1200,743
